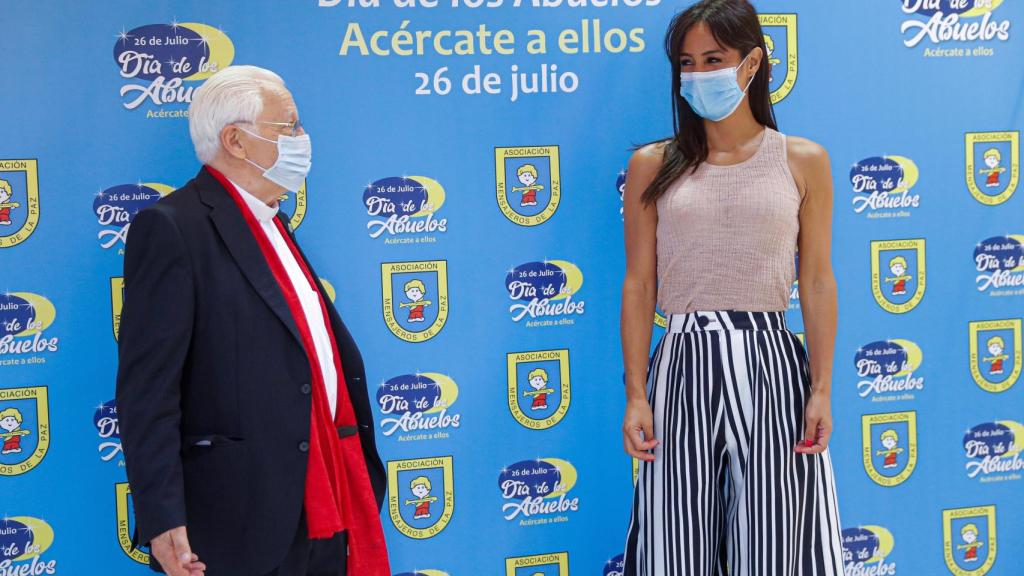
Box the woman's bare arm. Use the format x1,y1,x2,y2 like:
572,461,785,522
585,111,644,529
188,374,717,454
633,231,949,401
788,135,839,453
621,143,664,461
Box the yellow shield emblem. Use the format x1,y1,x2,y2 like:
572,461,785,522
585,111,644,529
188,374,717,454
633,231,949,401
969,319,1021,393
277,179,307,231
381,260,449,342
505,552,570,575
0,385,50,476
871,238,926,313
495,146,561,227
758,14,798,104
507,349,571,430
965,131,1019,206
387,455,455,539
654,309,667,329
861,411,918,486
943,505,997,576
110,276,124,341
115,482,150,564
319,277,336,303
0,159,40,249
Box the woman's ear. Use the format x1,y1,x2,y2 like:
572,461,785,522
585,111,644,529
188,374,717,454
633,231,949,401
747,45,764,74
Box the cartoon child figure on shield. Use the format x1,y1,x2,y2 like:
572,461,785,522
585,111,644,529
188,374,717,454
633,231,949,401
523,368,554,411
876,429,903,469
406,476,437,520
885,256,911,296
511,164,544,207
0,408,30,454
400,279,432,323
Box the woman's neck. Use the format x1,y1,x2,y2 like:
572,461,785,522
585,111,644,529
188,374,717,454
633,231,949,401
703,103,764,153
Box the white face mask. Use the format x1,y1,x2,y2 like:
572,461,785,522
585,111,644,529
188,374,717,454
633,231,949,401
238,126,312,193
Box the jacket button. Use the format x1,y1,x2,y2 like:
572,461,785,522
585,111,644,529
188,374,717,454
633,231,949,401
300,383,312,395
298,441,310,452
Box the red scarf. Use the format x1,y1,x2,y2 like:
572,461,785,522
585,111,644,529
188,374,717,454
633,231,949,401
209,166,390,575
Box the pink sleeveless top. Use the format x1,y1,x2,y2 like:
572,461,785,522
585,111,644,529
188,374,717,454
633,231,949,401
655,127,801,314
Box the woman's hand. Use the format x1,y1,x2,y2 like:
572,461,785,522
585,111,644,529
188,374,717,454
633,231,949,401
795,389,832,454
623,398,659,461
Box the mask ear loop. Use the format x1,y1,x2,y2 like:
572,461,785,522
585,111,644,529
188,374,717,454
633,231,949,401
237,124,279,145
737,50,757,94
235,124,278,174
713,52,758,122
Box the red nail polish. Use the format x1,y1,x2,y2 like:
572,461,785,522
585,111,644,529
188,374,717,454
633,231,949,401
804,439,814,447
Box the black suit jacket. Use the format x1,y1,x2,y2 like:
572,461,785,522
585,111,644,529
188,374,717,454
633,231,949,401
115,167,385,576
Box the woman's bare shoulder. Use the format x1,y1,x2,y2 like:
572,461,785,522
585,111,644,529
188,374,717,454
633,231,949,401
628,140,670,174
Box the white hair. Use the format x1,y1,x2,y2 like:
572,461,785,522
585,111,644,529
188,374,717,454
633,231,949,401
188,65,286,164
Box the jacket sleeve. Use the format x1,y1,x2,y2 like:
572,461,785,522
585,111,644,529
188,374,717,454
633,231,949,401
115,206,194,546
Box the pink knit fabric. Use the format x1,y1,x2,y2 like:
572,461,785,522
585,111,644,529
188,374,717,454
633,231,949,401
656,127,801,314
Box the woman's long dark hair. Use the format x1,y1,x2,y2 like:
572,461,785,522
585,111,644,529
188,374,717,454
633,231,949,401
641,0,777,206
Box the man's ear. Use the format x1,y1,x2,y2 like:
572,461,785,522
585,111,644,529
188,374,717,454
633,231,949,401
220,124,247,161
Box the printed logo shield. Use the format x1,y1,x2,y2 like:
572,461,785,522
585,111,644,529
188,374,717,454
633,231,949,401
862,411,918,486
0,386,49,476
387,456,455,539
110,277,124,341
279,179,308,231
943,505,997,576
495,146,561,226
505,552,570,576
653,312,667,329
758,14,798,103
507,349,571,430
966,131,1018,206
871,238,926,313
381,260,449,342
115,482,150,564
654,303,667,329
0,159,40,249
319,277,337,303
969,319,1021,393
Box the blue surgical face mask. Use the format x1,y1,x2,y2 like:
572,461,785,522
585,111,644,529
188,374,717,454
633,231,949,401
238,125,312,193
679,52,756,122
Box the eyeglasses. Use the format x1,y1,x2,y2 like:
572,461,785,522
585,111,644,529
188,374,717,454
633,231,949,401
240,119,304,137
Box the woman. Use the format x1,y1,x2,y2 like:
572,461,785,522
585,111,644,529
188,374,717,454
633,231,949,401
620,1,846,574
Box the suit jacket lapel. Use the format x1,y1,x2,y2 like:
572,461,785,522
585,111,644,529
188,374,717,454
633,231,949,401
196,168,304,349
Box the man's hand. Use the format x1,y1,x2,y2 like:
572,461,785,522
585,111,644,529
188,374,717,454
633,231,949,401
151,526,206,576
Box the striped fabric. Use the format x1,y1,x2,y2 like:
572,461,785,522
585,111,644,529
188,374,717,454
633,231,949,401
623,310,846,576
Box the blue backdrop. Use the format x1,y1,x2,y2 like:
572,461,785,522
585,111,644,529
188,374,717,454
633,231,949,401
1,1,1022,574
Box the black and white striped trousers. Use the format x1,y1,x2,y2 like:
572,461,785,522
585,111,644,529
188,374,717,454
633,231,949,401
623,310,846,576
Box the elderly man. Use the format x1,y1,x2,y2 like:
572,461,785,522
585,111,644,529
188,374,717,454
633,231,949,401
116,65,390,576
